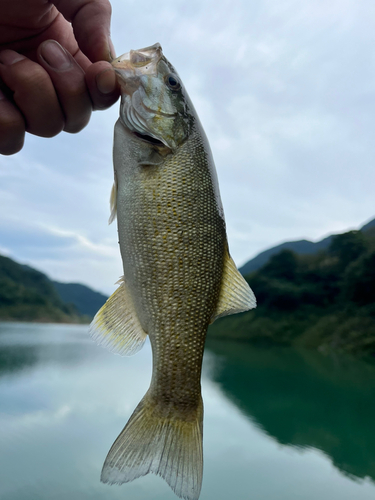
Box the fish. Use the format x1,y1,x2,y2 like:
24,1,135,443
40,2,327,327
89,43,256,500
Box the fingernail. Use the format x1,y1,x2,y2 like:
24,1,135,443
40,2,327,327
0,50,25,65
96,69,117,94
40,40,72,71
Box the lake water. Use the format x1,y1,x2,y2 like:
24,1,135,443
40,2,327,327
1,322,375,500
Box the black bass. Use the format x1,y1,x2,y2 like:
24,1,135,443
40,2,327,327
89,43,256,500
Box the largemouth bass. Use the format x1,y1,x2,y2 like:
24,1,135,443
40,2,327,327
89,43,256,500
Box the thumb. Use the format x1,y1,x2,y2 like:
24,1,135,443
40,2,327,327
52,0,115,62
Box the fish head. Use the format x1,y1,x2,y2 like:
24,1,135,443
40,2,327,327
112,43,193,151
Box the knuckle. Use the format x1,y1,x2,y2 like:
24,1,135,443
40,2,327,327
17,63,49,89
3,59,47,90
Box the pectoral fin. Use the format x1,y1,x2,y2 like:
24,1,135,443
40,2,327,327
89,277,147,356
108,174,117,225
211,250,256,324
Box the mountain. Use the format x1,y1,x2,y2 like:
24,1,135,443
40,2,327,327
209,226,375,355
0,254,107,322
52,282,107,317
361,218,375,231
239,217,375,276
0,254,80,322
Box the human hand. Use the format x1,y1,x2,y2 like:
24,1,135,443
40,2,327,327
0,0,120,155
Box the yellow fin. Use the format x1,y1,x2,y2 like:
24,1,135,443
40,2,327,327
211,250,256,323
108,175,117,225
89,277,147,356
101,391,203,500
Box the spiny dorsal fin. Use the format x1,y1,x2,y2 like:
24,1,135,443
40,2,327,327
108,175,117,225
211,250,256,324
89,277,147,356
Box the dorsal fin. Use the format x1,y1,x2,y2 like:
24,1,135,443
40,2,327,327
211,249,256,324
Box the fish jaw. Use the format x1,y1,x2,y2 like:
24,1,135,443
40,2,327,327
111,43,163,91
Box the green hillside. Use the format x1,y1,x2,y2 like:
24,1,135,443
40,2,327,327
209,229,375,355
0,255,87,322
239,217,375,275
52,282,107,317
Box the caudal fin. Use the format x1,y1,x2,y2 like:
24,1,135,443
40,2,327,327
101,392,203,500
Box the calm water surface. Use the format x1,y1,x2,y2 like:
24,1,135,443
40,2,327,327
1,322,375,500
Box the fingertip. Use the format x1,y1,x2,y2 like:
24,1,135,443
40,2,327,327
0,136,25,155
64,107,92,134
96,68,117,95
86,62,120,110
0,92,25,155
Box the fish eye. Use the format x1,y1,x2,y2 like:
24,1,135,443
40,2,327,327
165,74,181,91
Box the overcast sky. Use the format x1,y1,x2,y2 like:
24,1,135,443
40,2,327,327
1,0,375,295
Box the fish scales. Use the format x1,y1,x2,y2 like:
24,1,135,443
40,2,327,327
117,132,226,414
89,43,256,500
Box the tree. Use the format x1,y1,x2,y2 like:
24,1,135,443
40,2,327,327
329,231,367,269
344,250,375,306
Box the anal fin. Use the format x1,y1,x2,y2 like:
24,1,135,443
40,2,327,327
89,277,147,356
211,249,256,324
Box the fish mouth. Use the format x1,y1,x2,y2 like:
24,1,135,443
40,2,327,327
112,43,163,77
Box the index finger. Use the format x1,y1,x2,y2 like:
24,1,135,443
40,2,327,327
52,0,115,63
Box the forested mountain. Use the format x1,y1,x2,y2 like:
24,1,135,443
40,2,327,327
0,255,107,322
209,227,375,355
52,282,107,317
239,217,375,275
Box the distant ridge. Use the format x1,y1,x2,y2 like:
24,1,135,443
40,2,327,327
239,217,375,276
0,254,108,322
52,281,107,317
361,218,375,232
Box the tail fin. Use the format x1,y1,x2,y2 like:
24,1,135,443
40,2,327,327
101,392,203,500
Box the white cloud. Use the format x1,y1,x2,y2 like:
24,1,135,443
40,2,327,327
1,0,374,293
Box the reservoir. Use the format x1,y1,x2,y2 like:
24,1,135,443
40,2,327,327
1,322,375,500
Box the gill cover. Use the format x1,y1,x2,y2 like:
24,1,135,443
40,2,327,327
112,43,189,151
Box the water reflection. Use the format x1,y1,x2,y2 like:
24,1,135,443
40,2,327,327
1,322,375,500
0,322,101,377
206,339,375,483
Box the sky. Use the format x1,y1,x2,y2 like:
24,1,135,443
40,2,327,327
1,0,375,296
